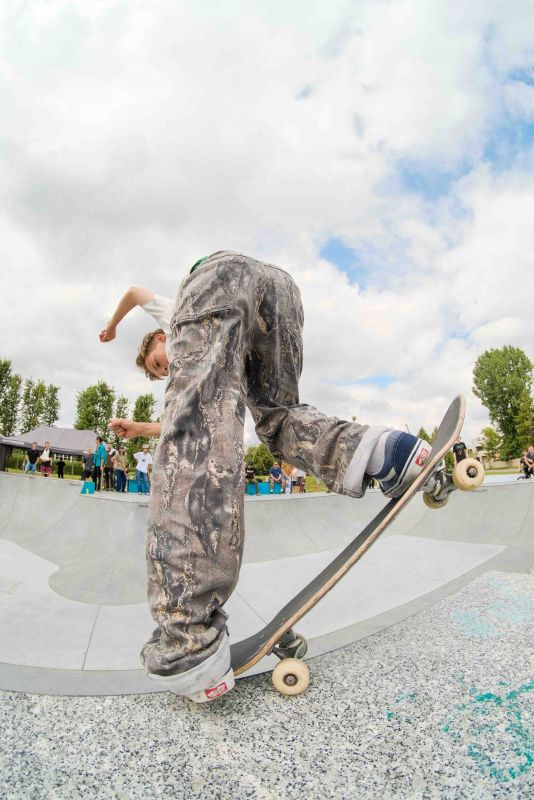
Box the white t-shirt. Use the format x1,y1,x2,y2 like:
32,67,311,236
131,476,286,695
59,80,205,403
141,294,175,358
134,452,153,473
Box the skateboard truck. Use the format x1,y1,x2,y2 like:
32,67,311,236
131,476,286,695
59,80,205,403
422,457,484,509
272,629,308,660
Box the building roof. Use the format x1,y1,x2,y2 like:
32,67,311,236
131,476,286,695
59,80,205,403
0,425,98,456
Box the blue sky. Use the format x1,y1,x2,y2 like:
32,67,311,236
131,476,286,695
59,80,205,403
319,239,374,287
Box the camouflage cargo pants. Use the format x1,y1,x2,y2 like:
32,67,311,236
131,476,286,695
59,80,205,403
142,252,369,676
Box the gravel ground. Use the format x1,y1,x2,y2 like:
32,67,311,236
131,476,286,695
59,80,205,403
1,570,533,800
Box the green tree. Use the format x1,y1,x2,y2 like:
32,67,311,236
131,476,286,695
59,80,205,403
20,379,61,431
42,384,60,426
0,360,12,406
417,427,432,443
20,379,36,432
473,346,534,459
479,427,501,463
32,381,47,427
244,443,274,474
0,372,22,435
127,393,156,463
515,389,534,451
74,382,116,439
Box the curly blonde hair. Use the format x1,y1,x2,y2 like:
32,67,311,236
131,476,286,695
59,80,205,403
136,329,165,380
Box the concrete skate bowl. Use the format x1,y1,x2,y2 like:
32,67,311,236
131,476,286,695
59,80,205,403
0,471,532,695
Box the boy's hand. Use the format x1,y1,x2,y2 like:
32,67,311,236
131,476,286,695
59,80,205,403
99,324,117,342
109,418,139,439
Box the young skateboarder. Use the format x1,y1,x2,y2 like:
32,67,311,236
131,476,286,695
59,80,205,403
100,251,431,702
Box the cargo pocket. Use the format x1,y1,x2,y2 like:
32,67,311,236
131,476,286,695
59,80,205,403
169,257,246,370
172,257,245,325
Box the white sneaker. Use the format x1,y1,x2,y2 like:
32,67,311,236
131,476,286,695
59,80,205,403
185,668,235,703
147,632,235,702
367,430,431,498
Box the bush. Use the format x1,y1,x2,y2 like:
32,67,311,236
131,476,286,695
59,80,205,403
244,443,275,474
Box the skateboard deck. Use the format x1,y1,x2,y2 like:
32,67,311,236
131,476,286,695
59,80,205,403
230,395,483,693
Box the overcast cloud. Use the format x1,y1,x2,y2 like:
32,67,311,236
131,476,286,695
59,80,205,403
1,0,534,448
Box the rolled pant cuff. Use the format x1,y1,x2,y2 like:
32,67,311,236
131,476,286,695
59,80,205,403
146,631,231,695
342,425,391,498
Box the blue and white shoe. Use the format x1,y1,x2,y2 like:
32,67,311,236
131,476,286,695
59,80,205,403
366,431,431,499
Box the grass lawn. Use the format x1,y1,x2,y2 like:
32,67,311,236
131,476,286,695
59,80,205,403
6,467,82,479
485,468,523,476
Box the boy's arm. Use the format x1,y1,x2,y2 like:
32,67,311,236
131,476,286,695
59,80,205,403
109,419,161,439
100,287,155,342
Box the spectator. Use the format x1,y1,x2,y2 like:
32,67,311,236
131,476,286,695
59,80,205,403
114,446,128,493
294,467,306,493
39,441,52,477
134,444,152,495
282,462,293,493
104,445,117,491
282,461,293,494
269,461,284,493
520,449,534,478
82,448,94,482
57,456,66,479
25,442,40,474
93,436,107,491
244,463,260,495
453,437,467,463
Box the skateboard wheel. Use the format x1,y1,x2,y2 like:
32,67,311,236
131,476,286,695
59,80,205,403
452,458,484,491
423,492,448,509
272,658,310,696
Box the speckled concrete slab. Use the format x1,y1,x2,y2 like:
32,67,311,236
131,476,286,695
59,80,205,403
1,569,532,799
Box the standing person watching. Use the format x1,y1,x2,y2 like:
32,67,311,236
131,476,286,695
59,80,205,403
294,467,306,493
114,446,128,493
134,444,152,495
25,442,40,474
57,456,66,479
282,462,293,493
39,442,52,477
453,437,467,463
93,437,107,491
82,448,94,482
104,445,117,491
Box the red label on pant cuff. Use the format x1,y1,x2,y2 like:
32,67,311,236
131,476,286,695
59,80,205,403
415,448,430,466
204,681,228,700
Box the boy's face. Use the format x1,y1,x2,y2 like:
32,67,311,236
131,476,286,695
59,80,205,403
145,335,169,379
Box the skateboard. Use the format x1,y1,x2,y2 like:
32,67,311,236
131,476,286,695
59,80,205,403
230,395,484,695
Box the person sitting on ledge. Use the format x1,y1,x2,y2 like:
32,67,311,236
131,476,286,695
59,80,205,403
244,463,260,495
269,461,285,493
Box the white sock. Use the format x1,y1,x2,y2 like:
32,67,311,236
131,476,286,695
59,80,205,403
366,430,391,476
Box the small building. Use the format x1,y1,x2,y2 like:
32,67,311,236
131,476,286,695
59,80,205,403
0,425,98,471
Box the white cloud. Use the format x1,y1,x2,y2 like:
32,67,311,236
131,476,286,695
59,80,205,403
1,0,534,455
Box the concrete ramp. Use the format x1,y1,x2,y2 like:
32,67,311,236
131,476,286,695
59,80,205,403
0,471,532,695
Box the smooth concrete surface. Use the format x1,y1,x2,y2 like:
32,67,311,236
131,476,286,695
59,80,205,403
1,471,533,696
